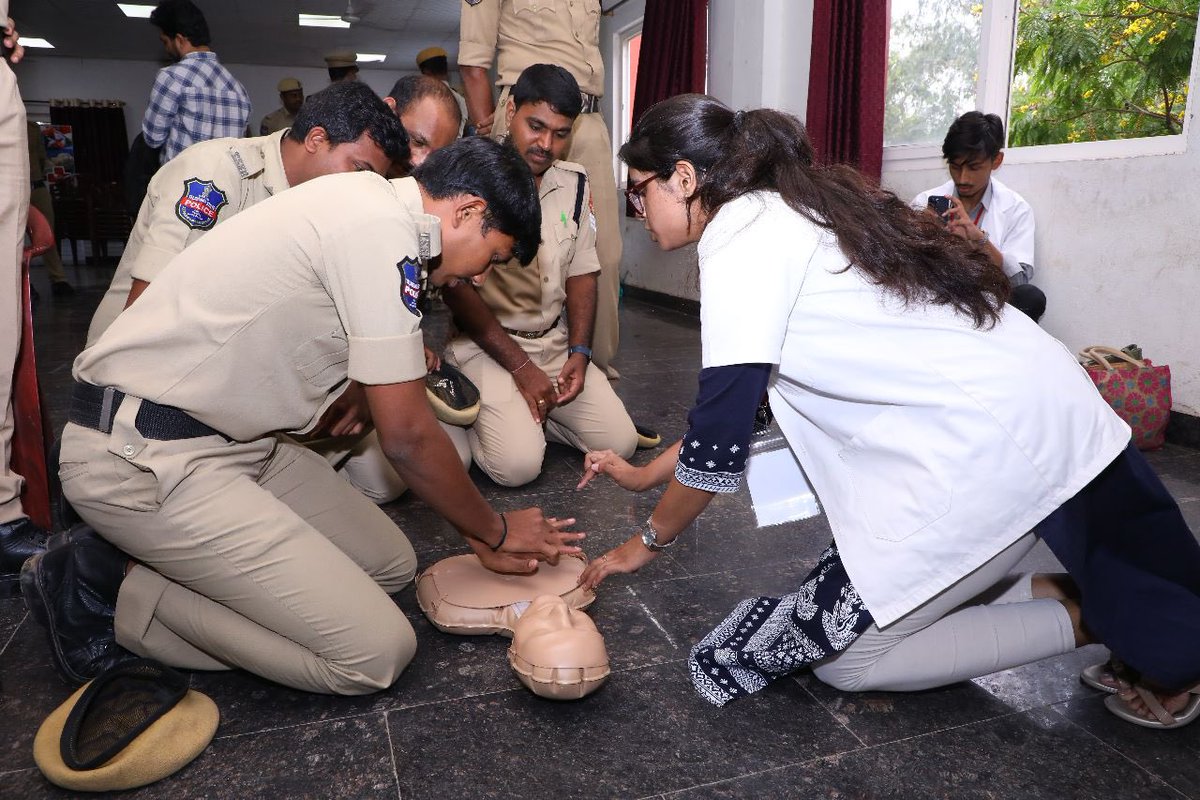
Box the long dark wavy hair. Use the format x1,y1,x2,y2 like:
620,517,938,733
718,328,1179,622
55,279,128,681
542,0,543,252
618,94,1008,328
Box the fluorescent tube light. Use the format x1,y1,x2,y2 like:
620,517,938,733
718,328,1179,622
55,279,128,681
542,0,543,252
299,14,351,28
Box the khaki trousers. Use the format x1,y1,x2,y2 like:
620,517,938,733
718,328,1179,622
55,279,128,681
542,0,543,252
494,98,622,372
28,184,66,283
0,60,28,523
59,402,419,696
446,328,637,488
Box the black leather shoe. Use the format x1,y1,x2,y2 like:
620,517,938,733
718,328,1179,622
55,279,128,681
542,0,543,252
20,524,135,685
0,517,50,598
635,423,662,449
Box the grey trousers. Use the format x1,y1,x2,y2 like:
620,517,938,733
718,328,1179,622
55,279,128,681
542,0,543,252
813,533,1075,691
60,405,419,696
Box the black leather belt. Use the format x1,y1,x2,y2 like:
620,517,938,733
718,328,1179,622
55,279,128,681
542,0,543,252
580,93,601,114
70,382,224,441
502,315,560,340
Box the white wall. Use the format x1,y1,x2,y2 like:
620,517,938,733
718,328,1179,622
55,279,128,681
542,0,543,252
883,35,1200,414
16,55,416,142
605,0,815,302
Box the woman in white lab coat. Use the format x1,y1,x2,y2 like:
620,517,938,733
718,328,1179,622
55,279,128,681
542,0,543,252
577,94,1200,729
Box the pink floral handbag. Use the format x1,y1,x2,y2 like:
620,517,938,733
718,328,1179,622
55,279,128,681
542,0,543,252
1079,346,1172,450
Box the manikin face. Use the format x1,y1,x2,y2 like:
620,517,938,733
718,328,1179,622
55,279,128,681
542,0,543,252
399,95,461,167
947,152,1003,204
627,166,704,251
505,99,574,178
514,595,606,664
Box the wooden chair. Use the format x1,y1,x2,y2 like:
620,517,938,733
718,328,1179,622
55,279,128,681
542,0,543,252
11,206,54,530
49,179,91,265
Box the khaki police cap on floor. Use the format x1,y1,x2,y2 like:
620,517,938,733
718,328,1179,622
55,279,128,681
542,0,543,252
416,46,448,68
277,77,302,93
33,660,219,792
324,51,358,69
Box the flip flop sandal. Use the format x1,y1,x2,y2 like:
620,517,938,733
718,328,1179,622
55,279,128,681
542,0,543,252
1104,685,1200,730
1080,659,1135,694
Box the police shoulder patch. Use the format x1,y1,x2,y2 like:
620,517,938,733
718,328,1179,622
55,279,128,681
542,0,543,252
398,256,423,316
175,178,229,230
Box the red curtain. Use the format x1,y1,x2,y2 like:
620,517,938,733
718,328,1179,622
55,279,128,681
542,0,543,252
629,0,708,128
626,0,708,214
805,1,890,181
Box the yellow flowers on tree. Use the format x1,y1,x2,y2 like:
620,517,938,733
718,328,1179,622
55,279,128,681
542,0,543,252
1011,0,1198,145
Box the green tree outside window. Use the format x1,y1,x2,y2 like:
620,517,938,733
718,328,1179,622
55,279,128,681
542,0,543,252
1012,0,1198,145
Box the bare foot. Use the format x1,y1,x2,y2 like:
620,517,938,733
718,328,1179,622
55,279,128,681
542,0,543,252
1117,685,1193,721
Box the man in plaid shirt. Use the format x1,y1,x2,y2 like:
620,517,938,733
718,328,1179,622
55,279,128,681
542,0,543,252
143,0,250,164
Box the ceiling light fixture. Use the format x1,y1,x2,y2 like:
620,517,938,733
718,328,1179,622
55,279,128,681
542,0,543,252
299,14,351,28
356,53,386,63
117,3,156,17
20,37,54,48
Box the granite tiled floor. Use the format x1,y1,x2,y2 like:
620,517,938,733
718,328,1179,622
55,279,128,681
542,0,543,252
2,257,1198,799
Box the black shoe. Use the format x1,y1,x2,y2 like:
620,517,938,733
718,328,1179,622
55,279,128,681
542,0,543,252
635,423,662,449
20,524,135,685
51,280,76,298
0,517,50,598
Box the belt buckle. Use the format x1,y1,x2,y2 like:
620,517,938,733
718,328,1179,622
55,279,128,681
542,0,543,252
99,386,120,433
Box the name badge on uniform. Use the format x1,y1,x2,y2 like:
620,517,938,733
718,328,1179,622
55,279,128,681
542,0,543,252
398,256,423,316
175,178,228,231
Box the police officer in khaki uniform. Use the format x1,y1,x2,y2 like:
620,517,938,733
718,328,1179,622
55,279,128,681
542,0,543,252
84,82,458,506
444,65,637,487
459,0,622,377
24,138,580,694
87,81,400,346
325,50,359,83
259,77,304,135
415,45,470,137
0,13,51,595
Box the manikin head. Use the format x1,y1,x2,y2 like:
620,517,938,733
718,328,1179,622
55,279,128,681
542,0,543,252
509,595,609,699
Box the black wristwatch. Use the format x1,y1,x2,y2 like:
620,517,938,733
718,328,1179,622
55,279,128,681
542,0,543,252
568,344,593,362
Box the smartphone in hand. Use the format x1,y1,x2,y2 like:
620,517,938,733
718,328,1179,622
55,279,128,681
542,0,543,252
927,195,952,220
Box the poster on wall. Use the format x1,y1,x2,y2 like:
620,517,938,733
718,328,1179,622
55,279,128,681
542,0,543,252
40,124,75,182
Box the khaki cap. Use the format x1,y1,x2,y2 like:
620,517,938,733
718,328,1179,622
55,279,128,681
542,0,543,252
33,660,219,792
324,51,358,68
277,77,303,93
416,46,448,67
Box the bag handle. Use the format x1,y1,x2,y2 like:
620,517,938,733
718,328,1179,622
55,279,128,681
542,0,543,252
1079,345,1146,371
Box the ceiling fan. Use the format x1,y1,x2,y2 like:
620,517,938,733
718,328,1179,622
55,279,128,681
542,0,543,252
341,0,377,25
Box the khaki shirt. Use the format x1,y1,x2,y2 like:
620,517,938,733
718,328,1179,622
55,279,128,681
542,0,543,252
475,160,599,332
458,0,604,95
259,107,296,136
86,131,291,345
75,174,439,442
